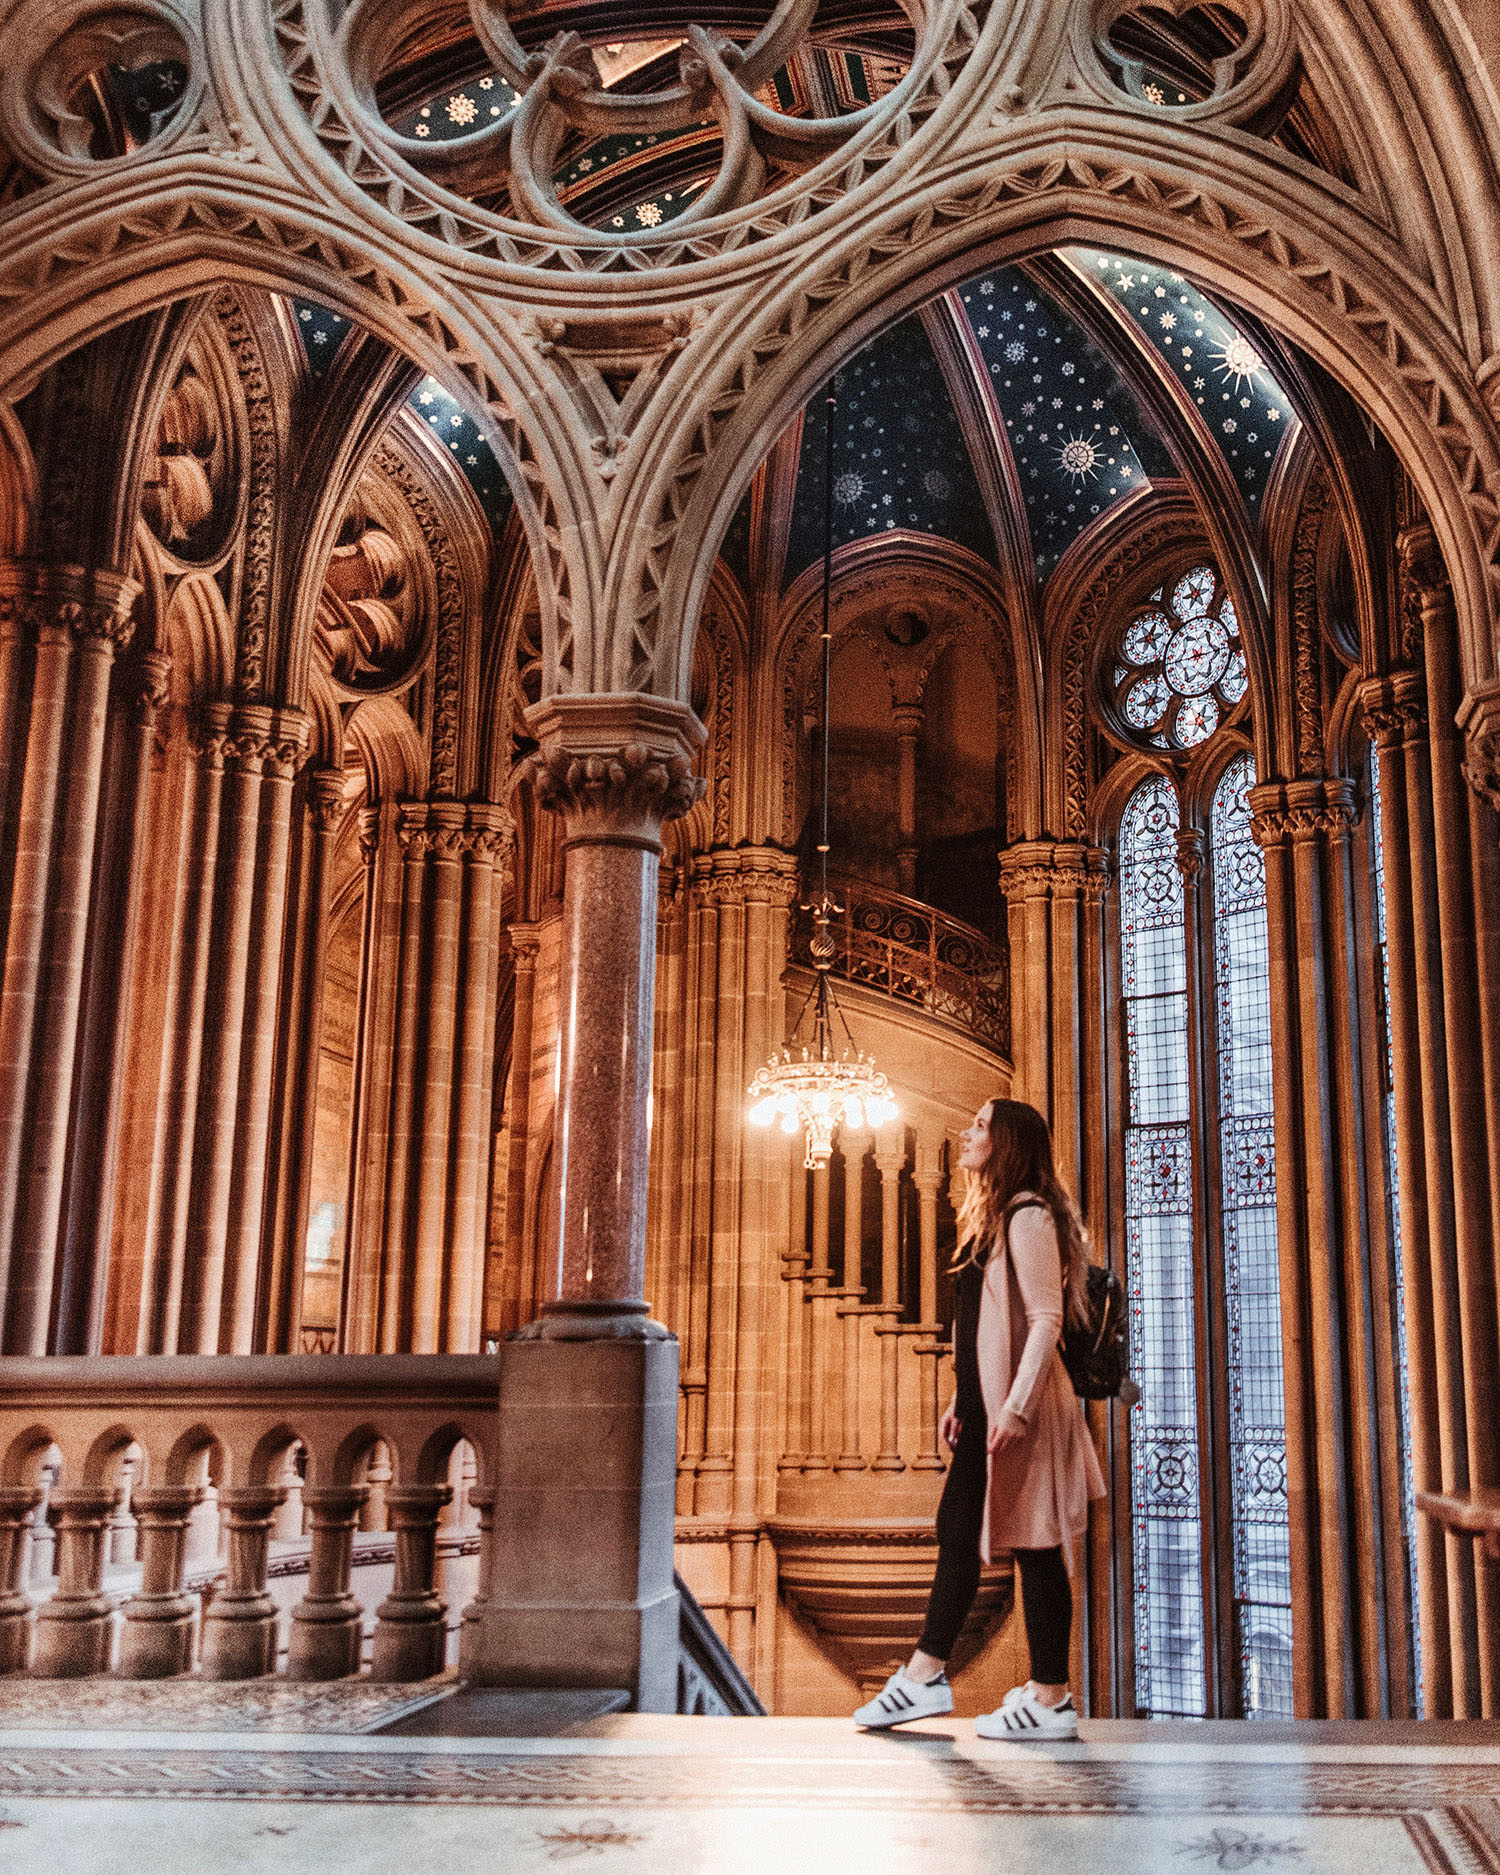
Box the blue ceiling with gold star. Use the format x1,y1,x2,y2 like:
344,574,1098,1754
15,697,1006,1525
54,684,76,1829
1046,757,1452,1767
957,269,1175,578
290,302,513,534
1072,249,1291,515
783,319,996,582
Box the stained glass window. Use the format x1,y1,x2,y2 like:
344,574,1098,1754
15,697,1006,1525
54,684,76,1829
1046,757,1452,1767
1369,751,1423,1711
1120,776,1206,1718
1209,755,1292,1718
1111,565,1247,752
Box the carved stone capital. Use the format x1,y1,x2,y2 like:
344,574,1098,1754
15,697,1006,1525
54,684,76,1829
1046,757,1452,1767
1247,778,1359,847
133,650,173,724
0,560,139,653
1357,670,1427,750
1397,523,1450,659
521,695,707,848
201,702,311,779
508,921,544,968
690,844,800,908
1175,829,1207,881
357,803,381,865
308,768,348,834
998,839,1108,901
398,798,517,863
1457,682,1500,815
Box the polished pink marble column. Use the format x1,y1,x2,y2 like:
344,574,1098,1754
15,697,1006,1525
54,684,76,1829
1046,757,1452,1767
471,695,703,1711
521,696,705,1331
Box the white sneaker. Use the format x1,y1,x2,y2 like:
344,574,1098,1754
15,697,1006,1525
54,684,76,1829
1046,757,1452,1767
975,1689,1079,1740
853,1668,954,1728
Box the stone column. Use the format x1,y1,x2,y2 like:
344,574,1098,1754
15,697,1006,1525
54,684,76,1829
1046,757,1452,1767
371,1483,453,1681
287,1485,369,1680
997,841,1108,1193
55,650,172,1354
835,1134,868,1473
0,1486,41,1674
264,767,347,1352
873,1143,907,1472
467,694,704,1710
911,1147,946,1472
502,926,542,1338
893,703,923,897
200,1484,286,1680
30,1487,119,1677
0,564,138,1353
179,705,310,1354
1250,778,1391,1719
116,1485,202,1678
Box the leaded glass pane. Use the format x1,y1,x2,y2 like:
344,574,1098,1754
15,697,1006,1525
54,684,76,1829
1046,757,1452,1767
1121,776,1206,1719
1210,754,1292,1718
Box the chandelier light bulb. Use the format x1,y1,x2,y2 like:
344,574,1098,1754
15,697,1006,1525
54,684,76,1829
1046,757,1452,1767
748,1095,778,1127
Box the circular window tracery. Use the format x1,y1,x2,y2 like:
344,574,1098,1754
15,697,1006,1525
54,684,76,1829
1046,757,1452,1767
1108,563,1246,752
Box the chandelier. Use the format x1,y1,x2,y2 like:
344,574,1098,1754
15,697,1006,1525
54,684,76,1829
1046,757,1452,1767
746,383,899,1171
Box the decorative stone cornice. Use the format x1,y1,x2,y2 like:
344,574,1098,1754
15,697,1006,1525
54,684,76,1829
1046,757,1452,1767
521,695,707,847
998,840,1110,902
1247,778,1359,847
1357,670,1427,750
1457,681,1500,816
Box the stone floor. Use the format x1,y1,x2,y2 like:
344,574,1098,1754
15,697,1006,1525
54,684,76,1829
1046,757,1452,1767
0,1699,1493,1874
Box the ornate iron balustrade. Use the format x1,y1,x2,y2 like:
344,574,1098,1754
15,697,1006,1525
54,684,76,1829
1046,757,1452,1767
791,875,1010,1058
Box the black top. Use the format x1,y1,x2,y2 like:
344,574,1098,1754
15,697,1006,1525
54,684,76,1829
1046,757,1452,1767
952,1256,987,1424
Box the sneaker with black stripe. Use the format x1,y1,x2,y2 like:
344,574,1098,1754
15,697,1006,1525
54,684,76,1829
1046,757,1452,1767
853,1668,953,1728
974,1688,1078,1740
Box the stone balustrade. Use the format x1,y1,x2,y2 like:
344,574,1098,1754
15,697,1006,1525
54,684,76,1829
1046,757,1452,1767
0,1355,496,1682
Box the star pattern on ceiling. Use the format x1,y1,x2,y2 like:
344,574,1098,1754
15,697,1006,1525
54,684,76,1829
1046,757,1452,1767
1074,249,1296,515
290,302,512,533
783,318,995,583
958,270,1175,579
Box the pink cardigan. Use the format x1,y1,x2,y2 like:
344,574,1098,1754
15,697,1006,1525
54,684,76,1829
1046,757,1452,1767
974,1200,1107,1559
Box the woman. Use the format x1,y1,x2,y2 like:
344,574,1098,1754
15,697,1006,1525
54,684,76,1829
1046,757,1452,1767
854,1098,1106,1739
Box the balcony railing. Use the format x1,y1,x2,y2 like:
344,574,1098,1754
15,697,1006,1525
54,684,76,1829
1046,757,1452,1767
791,875,1010,1057
0,1355,760,1712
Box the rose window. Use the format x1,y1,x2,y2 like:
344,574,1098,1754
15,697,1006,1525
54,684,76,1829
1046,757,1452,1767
1109,565,1246,752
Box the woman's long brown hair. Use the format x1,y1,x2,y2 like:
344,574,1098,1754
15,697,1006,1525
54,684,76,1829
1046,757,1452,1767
952,1097,1093,1329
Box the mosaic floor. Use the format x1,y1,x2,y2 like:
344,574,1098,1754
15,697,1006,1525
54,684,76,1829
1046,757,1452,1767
0,1715,1492,1874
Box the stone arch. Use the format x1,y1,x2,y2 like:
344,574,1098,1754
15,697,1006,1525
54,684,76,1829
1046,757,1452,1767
652,187,1500,746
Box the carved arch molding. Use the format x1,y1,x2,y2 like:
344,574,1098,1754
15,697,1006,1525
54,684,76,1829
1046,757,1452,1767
4,0,1500,749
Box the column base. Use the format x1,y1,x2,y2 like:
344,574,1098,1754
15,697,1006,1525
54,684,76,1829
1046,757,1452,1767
370,1598,448,1682
462,1325,680,1711
200,1595,279,1680
286,1599,363,1681
30,1599,114,1678
116,1595,197,1678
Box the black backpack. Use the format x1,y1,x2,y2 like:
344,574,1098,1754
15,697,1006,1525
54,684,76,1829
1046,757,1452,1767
1059,1263,1135,1402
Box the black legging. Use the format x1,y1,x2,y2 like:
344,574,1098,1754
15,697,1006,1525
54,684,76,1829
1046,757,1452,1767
917,1408,1073,1684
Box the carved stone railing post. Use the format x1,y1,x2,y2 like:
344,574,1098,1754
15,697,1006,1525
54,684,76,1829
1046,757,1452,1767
0,1486,42,1673
287,1484,369,1680
30,1486,119,1676
200,1483,286,1679
371,1483,452,1681
468,694,704,1711
116,1485,203,1678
